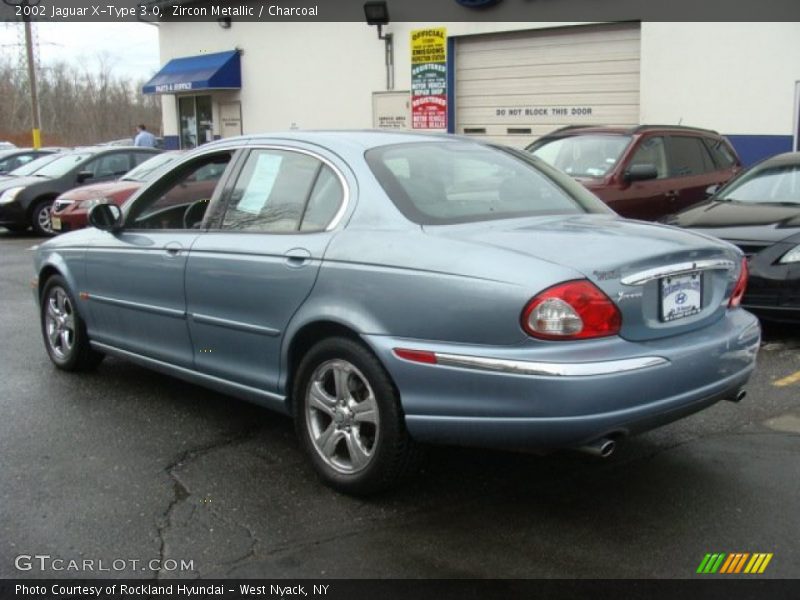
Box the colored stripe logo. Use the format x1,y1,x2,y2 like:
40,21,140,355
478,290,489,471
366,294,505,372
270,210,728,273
696,553,773,574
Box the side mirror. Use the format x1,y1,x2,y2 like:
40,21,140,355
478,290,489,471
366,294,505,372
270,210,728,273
76,170,94,184
705,184,721,198
88,203,123,232
625,164,659,182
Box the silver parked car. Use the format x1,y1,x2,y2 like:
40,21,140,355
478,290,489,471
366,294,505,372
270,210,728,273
32,131,760,494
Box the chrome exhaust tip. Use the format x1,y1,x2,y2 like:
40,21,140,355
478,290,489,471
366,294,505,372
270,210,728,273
726,389,747,403
577,437,616,458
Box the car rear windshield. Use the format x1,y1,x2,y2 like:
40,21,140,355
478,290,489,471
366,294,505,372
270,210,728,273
34,153,94,178
122,152,179,182
365,141,597,225
529,134,631,178
718,163,800,204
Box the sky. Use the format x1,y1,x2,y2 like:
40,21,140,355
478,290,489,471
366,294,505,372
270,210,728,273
0,22,160,82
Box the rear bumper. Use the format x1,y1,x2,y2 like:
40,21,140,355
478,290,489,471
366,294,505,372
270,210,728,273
364,309,760,449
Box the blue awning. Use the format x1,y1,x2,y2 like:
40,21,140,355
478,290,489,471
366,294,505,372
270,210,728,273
142,50,241,95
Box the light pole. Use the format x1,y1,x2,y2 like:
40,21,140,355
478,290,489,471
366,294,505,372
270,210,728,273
3,0,42,148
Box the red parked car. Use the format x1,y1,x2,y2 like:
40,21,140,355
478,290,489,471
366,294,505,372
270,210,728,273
51,152,180,233
526,125,742,221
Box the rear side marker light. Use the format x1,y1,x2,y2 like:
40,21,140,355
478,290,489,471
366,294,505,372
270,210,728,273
393,349,437,364
728,257,748,308
522,280,621,340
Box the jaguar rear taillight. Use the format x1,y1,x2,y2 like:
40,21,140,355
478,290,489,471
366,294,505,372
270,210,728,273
728,257,749,308
522,280,622,340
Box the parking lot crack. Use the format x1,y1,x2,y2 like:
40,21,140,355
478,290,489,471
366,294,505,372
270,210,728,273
154,428,260,579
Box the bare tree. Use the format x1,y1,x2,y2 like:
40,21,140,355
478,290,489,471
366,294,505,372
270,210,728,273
0,53,161,146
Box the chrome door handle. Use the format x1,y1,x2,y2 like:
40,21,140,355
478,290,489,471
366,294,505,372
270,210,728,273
284,248,311,267
164,242,182,257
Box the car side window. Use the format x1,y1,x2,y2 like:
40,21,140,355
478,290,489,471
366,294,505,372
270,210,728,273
222,149,343,233
126,152,232,230
0,156,21,171
628,136,668,179
132,152,156,167
668,136,716,177
83,153,130,179
703,138,737,169
300,166,344,231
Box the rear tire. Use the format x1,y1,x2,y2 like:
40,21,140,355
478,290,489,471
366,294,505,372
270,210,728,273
293,337,420,495
31,199,55,236
40,275,104,371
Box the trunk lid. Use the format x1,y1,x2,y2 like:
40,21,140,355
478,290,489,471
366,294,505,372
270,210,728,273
424,214,742,341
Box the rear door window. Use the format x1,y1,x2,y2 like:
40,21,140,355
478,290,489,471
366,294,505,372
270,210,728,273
221,149,344,233
84,153,131,179
132,151,157,166
667,136,716,177
703,138,738,169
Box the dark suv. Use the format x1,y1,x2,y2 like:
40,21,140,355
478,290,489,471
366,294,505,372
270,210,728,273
526,125,742,221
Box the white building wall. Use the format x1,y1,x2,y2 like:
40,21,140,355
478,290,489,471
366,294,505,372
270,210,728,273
640,22,800,135
156,21,588,136
158,21,388,133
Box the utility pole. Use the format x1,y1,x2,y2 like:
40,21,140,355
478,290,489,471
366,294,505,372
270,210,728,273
23,17,41,148
3,0,42,148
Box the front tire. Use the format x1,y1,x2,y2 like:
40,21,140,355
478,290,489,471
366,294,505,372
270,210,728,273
40,275,104,371
31,199,55,236
293,337,419,494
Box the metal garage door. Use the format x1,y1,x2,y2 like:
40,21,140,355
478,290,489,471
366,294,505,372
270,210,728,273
455,23,641,147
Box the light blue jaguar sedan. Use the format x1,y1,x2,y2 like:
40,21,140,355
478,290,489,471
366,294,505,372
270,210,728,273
32,131,760,493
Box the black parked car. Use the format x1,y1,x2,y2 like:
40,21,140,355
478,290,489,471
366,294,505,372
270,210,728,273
0,152,64,184
667,152,800,322
0,148,60,175
0,146,160,235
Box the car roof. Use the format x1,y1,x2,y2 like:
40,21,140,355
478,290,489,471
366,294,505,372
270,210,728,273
0,147,58,154
536,124,722,140
754,151,800,168
68,145,159,154
200,130,477,153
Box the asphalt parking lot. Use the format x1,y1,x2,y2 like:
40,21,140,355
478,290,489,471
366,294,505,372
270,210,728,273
1,230,799,580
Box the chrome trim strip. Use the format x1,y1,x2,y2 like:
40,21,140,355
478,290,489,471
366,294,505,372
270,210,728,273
433,353,669,377
247,144,351,231
190,312,280,337
90,294,185,319
621,259,735,286
90,341,287,412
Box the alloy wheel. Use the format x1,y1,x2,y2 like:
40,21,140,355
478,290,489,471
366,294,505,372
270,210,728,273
36,203,54,234
305,359,380,474
44,287,75,360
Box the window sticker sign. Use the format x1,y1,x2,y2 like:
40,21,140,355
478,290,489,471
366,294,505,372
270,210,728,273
411,28,447,130
237,153,283,214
